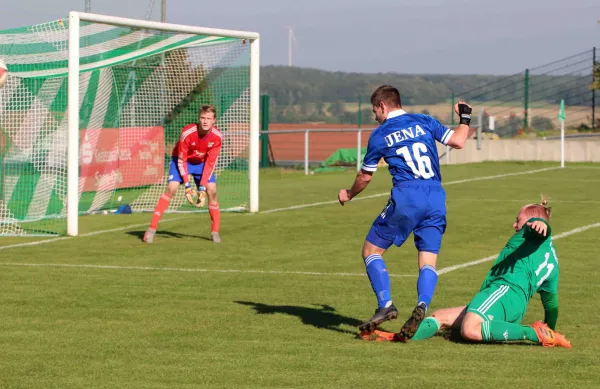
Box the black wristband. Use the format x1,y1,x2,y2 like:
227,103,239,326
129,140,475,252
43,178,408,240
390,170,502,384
458,104,472,126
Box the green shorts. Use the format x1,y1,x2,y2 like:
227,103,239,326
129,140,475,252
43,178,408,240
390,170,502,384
466,284,526,324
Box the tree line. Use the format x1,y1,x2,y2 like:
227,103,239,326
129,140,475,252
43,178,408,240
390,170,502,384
260,66,597,124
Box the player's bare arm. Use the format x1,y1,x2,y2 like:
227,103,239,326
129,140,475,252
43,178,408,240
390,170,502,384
527,220,548,237
446,101,475,149
338,169,373,205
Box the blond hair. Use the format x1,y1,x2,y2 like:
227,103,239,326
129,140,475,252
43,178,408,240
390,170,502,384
199,105,217,117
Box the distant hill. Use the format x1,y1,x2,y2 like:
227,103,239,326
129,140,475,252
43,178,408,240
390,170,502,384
261,65,502,106
259,66,595,125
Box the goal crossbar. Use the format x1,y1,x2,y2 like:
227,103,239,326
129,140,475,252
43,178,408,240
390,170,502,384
76,12,260,41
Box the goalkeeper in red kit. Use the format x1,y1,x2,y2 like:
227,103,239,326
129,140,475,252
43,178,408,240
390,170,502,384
144,105,223,244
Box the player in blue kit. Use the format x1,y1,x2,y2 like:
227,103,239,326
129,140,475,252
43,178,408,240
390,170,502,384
338,85,475,341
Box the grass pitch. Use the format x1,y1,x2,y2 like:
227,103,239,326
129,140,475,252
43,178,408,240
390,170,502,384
0,162,599,389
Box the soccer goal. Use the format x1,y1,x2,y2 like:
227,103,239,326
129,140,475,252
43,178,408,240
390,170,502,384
0,12,260,236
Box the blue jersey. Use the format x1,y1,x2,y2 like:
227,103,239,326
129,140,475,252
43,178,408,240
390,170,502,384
361,110,454,185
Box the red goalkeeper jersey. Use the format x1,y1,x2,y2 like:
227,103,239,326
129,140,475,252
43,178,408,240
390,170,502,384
172,123,222,187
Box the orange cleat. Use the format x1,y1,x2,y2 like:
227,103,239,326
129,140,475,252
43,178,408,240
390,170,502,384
360,331,376,341
360,330,397,342
531,321,572,348
372,330,398,342
360,330,410,343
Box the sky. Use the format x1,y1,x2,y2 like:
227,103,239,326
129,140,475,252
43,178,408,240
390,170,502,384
2,0,599,75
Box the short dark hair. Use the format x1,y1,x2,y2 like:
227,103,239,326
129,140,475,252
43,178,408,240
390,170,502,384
370,85,401,108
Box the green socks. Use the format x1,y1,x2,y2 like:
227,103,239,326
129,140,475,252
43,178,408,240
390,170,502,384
411,317,541,344
411,317,441,341
481,321,539,343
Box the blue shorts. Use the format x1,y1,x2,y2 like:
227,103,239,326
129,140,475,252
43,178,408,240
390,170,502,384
366,181,447,253
167,156,216,186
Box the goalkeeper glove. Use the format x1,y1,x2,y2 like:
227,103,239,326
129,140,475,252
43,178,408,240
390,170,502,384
196,185,207,208
458,103,472,126
184,182,197,206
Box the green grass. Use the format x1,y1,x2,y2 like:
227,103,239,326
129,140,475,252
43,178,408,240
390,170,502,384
0,162,599,388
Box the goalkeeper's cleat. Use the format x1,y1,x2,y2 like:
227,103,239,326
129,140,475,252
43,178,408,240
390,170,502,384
396,302,427,342
531,321,572,348
143,228,156,243
211,232,221,243
358,304,398,332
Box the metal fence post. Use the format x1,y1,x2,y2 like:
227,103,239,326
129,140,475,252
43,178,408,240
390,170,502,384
357,95,362,172
593,47,597,130
260,94,270,167
451,92,455,126
448,92,454,164
477,108,483,150
304,130,309,175
357,96,362,129
524,69,529,129
357,129,362,172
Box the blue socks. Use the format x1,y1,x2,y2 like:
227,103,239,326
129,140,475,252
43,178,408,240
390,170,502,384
364,256,438,311
364,254,391,309
417,265,438,310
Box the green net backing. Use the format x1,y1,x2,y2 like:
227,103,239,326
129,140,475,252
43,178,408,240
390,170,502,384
0,18,251,235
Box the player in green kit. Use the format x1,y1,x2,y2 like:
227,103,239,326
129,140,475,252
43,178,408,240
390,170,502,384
366,198,571,348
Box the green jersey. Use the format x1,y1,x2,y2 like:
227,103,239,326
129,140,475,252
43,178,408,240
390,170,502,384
480,218,559,304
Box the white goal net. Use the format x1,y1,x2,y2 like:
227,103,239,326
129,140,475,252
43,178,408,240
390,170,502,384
0,13,259,236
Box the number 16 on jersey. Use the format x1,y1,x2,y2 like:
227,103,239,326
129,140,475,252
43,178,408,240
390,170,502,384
396,142,435,179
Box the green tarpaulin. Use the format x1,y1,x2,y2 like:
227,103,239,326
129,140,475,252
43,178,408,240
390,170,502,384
313,147,367,173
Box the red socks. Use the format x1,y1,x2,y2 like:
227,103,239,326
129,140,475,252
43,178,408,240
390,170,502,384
149,193,172,230
208,203,220,233
150,194,219,234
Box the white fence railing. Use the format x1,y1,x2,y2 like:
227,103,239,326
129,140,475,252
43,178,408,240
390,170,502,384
261,111,484,175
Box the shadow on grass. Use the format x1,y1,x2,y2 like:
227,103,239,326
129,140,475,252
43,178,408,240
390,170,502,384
235,301,362,335
127,230,210,241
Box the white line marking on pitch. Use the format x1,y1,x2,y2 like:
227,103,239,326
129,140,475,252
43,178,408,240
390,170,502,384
0,262,416,278
437,222,600,275
262,167,560,214
452,199,600,204
0,222,597,278
0,217,188,252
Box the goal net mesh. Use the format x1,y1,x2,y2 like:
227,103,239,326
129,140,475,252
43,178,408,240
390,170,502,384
0,18,251,235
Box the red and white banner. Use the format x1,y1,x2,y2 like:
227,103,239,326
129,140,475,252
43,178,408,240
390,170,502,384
79,127,165,192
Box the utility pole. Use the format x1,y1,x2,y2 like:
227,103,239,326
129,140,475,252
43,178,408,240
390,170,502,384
85,0,91,12
161,0,166,22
